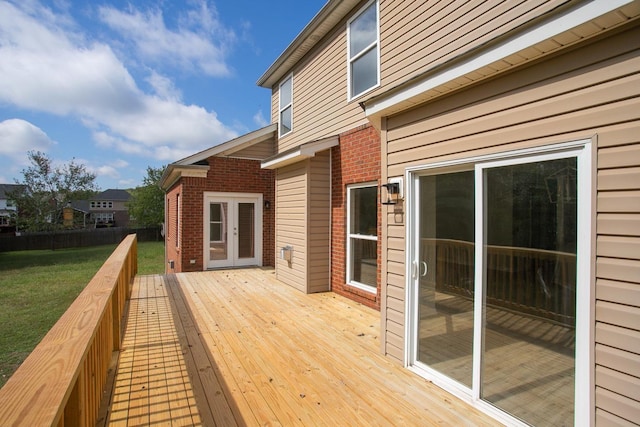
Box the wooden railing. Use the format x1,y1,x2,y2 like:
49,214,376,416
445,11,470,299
421,238,576,324
0,234,137,426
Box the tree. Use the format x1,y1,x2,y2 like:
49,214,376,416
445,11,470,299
11,151,98,232
127,166,166,228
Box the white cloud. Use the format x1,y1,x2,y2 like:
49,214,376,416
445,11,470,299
253,109,269,128
0,118,56,183
146,71,182,101
0,1,238,163
0,118,55,160
98,1,235,77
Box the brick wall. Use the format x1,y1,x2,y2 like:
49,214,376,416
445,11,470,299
166,157,275,273
331,124,381,310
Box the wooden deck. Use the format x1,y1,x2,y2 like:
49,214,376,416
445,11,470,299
100,268,500,426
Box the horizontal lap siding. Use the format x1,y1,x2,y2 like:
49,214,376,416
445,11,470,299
308,151,331,293
383,23,640,423
276,163,308,292
274,19,367,153
380,0,568,93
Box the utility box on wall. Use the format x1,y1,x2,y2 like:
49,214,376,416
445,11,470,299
280,245,293,263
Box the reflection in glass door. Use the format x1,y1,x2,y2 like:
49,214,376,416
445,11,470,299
206,195,261,269
417,170,475,387
411,150,584,426
480,158,576,425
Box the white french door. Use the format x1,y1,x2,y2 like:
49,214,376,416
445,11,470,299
406,141,592,426
204,193,262,269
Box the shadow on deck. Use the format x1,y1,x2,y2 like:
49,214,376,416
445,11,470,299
99,268,499,426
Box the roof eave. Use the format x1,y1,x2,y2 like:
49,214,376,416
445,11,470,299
256,0,361,88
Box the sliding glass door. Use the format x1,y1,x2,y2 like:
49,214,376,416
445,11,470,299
409,143,590,426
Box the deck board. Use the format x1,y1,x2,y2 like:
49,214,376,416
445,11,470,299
102,269,500,426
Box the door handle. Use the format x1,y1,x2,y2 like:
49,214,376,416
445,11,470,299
412,261,418,280
420,261,428,277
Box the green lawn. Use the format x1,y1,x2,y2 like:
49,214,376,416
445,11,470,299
0,240,165,388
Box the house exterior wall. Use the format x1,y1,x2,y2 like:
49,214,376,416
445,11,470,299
308,150,331,293
275,161,308,292
269,0,577,155
331,124,381,309
166,157,275,273
381,23,640,424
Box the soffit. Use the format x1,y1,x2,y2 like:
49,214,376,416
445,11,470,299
175,124,277,166
261,136,339,169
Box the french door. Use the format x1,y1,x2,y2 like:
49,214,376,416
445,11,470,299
407,142,592,426
204,193,262,269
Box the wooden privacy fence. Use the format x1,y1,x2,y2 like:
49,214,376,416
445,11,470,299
0,234,138,426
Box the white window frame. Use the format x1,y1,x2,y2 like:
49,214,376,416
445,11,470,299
346,182,378,293
347,0,380,101
279,73,293,137
404,140,594,426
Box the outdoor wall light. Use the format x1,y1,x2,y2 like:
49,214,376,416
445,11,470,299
264,200,271,209
381,182,401,205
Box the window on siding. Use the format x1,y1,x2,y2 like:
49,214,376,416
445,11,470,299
347,184,378,292
279,74,293,137
348,0,379,99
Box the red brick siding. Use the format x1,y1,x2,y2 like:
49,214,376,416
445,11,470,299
331,125,381,310
168,157,275,273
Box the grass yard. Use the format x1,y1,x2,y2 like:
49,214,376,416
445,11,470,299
0,240,164,388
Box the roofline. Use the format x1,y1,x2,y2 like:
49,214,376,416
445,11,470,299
159,165,210,191
256,0,361,88
174,124,277,166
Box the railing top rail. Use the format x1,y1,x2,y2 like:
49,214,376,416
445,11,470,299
0,234,137,426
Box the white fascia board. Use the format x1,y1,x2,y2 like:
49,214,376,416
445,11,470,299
261,136,339,169
365,0,632,117
175,124,277,166
159,165,209,191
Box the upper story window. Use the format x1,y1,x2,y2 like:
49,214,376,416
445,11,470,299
279,74,293,137
348,0,379,100
90,201,113,209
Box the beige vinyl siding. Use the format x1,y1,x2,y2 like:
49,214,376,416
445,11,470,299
276,162,307,292
231,139,275,160
275,151,332,294
271,7,369,153
379,0,568,89
307,150,331,293
382,22,640,423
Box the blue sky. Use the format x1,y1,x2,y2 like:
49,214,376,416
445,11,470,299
0,0,325,190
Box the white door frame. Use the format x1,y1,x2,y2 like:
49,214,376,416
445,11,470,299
203,192,263,269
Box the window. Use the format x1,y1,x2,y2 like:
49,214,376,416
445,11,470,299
279,74,293,137
348,0,379,99
347,184,378,292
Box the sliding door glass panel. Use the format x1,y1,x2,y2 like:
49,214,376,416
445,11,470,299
481,158,577,425
237,202,255,259
209,202,228,261
418,171,475,387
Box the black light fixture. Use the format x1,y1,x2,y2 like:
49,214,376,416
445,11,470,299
381,182,401,205
264,200,271,209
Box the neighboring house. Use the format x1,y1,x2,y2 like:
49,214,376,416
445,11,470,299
162,1,640,425
89,189,132,228
0,183,24,233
